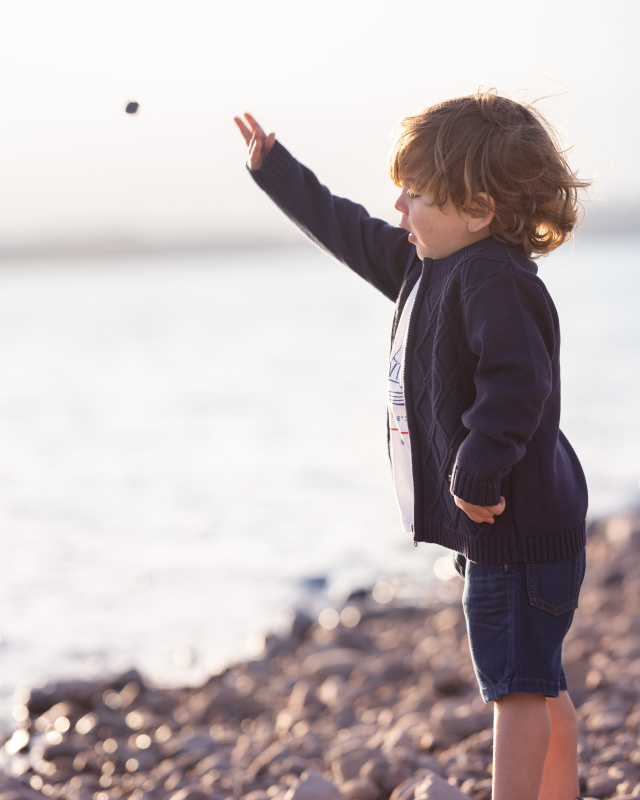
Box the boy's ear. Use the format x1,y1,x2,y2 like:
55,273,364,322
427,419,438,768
466,192,495,233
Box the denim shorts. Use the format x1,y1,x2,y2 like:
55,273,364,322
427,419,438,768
453,551,586,703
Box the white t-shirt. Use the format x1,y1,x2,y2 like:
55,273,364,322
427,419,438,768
387,281,420,535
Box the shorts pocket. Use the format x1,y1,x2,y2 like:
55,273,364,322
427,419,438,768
526,551,586,616
453,552,467,579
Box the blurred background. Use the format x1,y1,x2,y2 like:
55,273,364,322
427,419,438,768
0,0,638,723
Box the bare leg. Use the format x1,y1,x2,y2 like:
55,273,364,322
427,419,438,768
538,691,580,800
492,693,551,800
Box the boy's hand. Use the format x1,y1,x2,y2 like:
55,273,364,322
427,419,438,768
454,495,506,524
234,112,276,171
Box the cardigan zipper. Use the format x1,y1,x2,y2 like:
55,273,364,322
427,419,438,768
403,258,432,546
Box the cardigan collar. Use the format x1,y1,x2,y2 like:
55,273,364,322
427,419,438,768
424,236,531,279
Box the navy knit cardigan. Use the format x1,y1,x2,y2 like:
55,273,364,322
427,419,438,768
251,141,588,564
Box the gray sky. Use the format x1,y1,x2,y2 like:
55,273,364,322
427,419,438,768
0,0,637,250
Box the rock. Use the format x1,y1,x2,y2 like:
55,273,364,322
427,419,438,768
331,747,376,783
413,772,469,799
284,770,342,800
281,756,313,777
389,775,425,800
584,699,629,735
245,741,290,781
585,773,620,798
0,773,50,798
168,790,211,800
464,777,492,800
360,755,392,786
301,649,362,682
289,681,321,710
430,698,492,740
390,771,468,800
432,667,465,696
340,778,382,800
1,511,639,800
382,762,416,793
289,610,315,641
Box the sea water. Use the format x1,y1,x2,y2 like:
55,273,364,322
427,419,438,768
0,235,638,723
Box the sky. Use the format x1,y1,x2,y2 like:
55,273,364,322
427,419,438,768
0,0,638,251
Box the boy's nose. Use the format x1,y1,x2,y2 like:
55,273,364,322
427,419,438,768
395,191,407,214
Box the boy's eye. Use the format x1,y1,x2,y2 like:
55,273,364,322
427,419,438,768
406,189,419,199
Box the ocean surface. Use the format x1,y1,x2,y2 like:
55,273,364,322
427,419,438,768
0,235,638,725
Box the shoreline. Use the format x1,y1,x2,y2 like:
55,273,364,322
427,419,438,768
1,510,639,800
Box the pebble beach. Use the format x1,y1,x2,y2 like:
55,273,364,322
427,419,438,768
1,509,639,800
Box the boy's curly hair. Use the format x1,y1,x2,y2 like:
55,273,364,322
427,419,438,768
388,90,590,257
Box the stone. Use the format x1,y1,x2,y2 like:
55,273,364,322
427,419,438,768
389,770,469,800
1,513,639,800
382,763,416,793
289,681,321,710
585,773,620,798
340,778,381,800
301,649,362,682
360,756,392,786
413,772,469,799
167,790,211,800
284,770,342,800
430,698,492,740
331,748,377,783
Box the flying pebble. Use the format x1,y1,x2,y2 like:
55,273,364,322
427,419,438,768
125,101,139,114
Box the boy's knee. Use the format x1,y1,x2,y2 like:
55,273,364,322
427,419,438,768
495,692,547,708
545,693,579,744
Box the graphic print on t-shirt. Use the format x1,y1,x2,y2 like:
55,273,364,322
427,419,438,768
388,345,404,406
389,345,409,439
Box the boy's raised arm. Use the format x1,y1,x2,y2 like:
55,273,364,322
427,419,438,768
233,112,415,302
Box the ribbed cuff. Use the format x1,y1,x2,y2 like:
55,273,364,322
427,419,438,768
450,463,502,507
249,141,294,195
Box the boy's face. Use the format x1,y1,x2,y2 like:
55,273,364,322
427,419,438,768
395,186,490,261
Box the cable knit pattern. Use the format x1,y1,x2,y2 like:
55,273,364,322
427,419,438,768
250,142,588,564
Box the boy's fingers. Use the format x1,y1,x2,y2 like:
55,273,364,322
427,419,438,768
243,112,262,133
248,134,265,170
234,116,253,145
454,494,505,524
235,112,275,170
265,131,276,154
490,496,506,515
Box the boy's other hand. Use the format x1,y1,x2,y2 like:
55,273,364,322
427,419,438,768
234,112,276,171
454,495,506,524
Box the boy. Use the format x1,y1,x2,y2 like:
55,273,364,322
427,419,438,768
234,91,589,800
